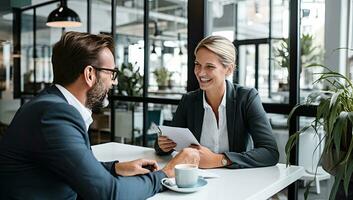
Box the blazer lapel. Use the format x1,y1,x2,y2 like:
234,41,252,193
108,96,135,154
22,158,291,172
43,85,68,103
44,85,91,146
226,81,237,151
193,90,204,142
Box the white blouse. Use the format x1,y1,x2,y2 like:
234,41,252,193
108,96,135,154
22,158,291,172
200,87,229,153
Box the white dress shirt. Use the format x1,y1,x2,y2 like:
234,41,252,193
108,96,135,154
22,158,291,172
55,84,93,132
200,87,229,153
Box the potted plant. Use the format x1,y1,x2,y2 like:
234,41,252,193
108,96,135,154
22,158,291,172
116,62,143,96
153,67,173,90
275,34,323,90
286,63,353,199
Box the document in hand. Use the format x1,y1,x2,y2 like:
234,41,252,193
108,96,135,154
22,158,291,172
159,125,200,151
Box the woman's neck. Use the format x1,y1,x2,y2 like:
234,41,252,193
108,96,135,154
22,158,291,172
205,83,226,112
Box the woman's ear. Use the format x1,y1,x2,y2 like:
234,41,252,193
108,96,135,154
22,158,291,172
226,64,235,76
83,65,96,87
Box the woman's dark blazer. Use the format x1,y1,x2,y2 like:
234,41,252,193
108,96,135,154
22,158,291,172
155,80,279,169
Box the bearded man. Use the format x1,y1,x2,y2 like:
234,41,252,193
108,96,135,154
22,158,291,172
0,31,199,200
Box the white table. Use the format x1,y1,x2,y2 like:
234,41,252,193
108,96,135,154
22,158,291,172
92,142,304,200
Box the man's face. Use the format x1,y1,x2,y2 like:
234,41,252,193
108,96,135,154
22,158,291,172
86,48,117,110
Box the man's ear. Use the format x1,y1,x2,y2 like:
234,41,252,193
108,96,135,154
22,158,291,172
83,65,96,87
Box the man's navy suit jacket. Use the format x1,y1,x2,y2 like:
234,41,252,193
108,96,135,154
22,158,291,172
0,86,166,200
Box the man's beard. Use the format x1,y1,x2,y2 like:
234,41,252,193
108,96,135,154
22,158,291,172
86,78,109,110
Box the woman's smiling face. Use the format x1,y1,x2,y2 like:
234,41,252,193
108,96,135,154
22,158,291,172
194,47,232,92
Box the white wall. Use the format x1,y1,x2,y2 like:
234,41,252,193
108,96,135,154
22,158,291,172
324,0,350,75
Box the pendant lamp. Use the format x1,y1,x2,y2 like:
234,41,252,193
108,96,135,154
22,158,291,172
46,0,81,28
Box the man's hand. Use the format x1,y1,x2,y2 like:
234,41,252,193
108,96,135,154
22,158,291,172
114,159,159,176
162,148,200,177
157,136,176,152
190,144,224,169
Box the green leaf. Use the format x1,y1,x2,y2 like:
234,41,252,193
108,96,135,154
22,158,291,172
342,128,353,165
343,159,353,196
285,132,300,165
304,180,315,199
332,112,348,156
329,169,344,200
329,91,342,110
285,126,311,165
287,104,302,127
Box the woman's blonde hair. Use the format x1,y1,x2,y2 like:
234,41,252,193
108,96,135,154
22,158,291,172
194,35,236,69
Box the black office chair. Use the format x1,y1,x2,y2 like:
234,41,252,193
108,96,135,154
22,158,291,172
0,122,8,141
134,110,163,146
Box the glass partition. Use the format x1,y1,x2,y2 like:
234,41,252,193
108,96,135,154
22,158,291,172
237,0,270,40
20,9,34,94
147,0,187,99
66,0,87,33
207,0,290,104
114,0,144,97
238,45,255,87
91,0,111,34
299,1,325,103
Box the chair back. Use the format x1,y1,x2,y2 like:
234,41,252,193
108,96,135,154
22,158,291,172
147,110,163,129
114,110,134,139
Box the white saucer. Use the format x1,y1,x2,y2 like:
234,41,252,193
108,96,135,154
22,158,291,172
161,177,207,193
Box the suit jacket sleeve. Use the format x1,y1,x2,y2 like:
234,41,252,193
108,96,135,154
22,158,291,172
101,161,119,176
39,103,166,200
224,88,279,168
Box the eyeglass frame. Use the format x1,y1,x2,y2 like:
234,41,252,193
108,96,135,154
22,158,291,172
91,65,118,81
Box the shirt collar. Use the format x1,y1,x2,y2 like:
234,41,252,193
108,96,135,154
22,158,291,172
55,84,93,131
202,82,227,109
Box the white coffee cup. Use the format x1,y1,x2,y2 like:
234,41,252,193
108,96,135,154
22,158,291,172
174,164,199,188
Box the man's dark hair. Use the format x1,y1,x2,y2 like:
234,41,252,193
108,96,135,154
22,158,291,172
52,31,114,86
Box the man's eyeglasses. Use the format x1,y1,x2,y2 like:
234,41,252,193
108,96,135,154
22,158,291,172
91,66,118,81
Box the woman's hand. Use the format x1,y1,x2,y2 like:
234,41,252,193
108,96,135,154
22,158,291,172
190,144,225,169
158,136,176,152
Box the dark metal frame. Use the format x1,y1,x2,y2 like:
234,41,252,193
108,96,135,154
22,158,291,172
287,1,301,199
186,0,207,91
110,0,117,142
142,0,150,146
233,38,270,91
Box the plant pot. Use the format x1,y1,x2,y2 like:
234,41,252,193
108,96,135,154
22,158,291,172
158,85,168,90
322,149,346,176
322,127,352,176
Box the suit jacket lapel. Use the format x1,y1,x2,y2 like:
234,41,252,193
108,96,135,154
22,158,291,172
43,85,91,146
43,85,68,103
193,90,204,142
226,80,236,151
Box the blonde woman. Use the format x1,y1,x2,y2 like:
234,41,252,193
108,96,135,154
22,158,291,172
155,35,279,169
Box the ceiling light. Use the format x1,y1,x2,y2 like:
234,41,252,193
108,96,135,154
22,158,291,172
178,47,183,55
151,42,157,54
46,0,81,28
